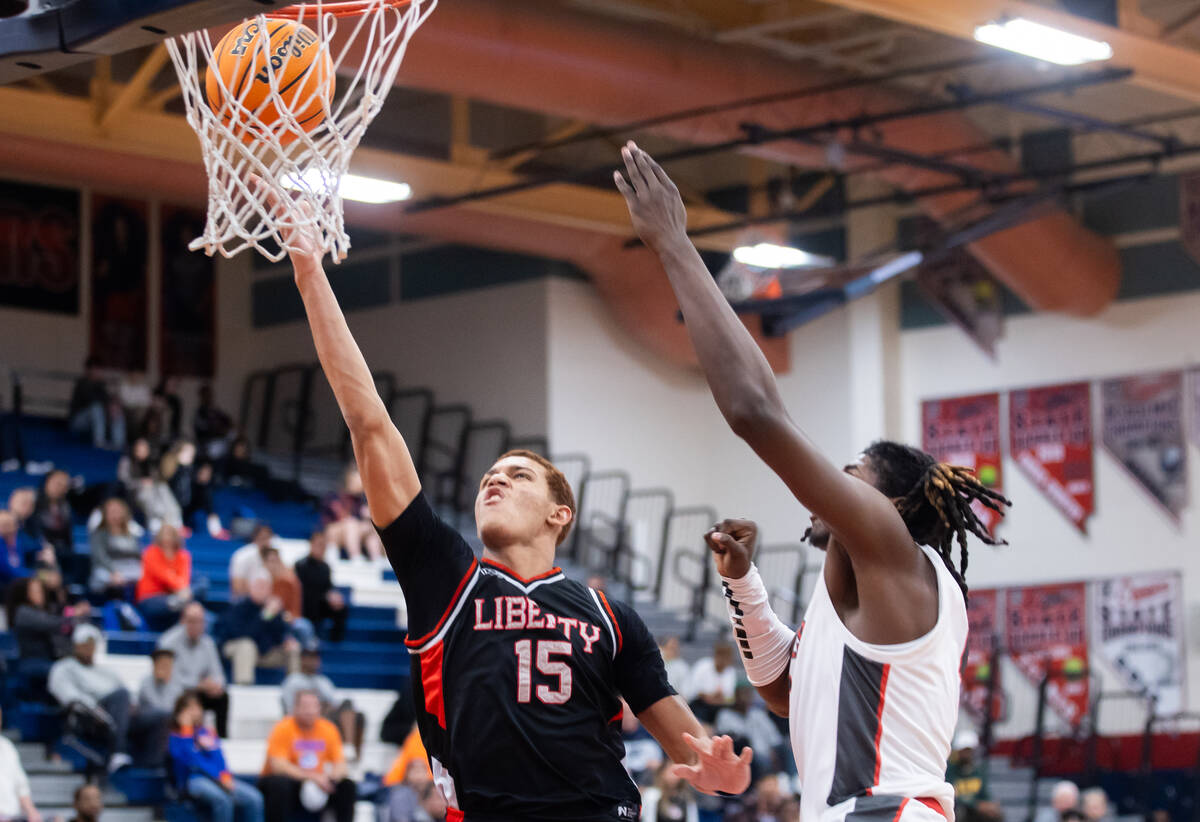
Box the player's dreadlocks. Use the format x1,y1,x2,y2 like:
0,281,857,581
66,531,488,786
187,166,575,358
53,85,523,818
861,440,1011,597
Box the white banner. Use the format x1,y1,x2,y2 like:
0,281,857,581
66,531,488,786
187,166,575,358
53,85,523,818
1090,572,1186,714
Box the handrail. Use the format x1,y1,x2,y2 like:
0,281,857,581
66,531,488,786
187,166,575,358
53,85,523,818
421,404,472,513
671,547,713,641
618,487,674,594
454,419,513,512
571,469,631,566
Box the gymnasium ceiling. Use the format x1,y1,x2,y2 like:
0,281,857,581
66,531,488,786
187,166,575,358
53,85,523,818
4,0,1200,366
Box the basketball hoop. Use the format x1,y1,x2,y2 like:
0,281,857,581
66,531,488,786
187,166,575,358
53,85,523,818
166,0,436,262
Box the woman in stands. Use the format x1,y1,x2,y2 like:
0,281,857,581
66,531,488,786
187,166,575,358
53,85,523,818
169,691,264,822
33,469,76,574
5,574,89,660
89,497,144,601
321,467,382,563
118,437,183,534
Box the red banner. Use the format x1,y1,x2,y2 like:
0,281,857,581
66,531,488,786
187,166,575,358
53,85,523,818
1180,172,1200,267
921,393,1004,533
963,588,1005,722
1009,383,1094,533
1006,582,1089,726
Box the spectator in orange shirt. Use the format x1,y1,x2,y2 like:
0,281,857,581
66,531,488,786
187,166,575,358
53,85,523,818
258,690,355,822
383,725,432,787
136,525,205,631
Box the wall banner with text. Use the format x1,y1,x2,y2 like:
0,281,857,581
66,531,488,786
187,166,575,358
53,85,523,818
1101,372,1188,523
921,393,1004,534
1006,582,1090,726
1009,382,1094,533
0,180,80,314
963,587,1006,722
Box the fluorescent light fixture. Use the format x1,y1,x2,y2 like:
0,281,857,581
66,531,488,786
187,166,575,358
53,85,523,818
732,242,834,269
973,17,1112,65
283,169,412,204
868,250,923,284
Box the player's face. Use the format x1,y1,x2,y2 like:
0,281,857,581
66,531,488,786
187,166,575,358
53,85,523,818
475,456,564,549
806,456,880,552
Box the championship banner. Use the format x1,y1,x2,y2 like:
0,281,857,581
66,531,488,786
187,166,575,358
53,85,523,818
90,195,148,370
1101,372,1188,523
921,393,1004,533
1091,572,1185,714
1006,583,1089,726
0,179,80,314
963,588,1005,722
160,206,216,378
1009,382,1094,533
1180,171,1200,266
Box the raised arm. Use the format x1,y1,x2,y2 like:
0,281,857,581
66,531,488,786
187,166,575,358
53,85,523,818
260,185,419,526
614,143,910,565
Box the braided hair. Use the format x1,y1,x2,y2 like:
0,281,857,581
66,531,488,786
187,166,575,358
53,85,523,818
861,440,1011,597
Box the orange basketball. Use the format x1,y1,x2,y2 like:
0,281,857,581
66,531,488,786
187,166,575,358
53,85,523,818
205,19,334,144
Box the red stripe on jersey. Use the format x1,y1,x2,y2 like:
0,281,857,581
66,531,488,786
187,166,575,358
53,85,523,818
446,809,464,822
405,558,478,648
596,590,622,653
870,663,892,790
890,797,910,822
918,797,948,820
420,641,447,729
481,557,562,584
609,709,623,724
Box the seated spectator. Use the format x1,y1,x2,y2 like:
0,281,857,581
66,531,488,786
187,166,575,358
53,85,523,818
8,487,38,537
159,602,229,738
620,704,663,787
716,684,790,779
947,727,1002,822
119,437,183,533
194,384,234,462
321,468,382,562
659,636,690,698
639,763,698,822
48,624,136,772
71,783,104,822
6,575,89,660
68,357,126,450
34,469,76,573
1035,780,1080,822
169,690,264,822
379,758,439,822
1080,787,1112,822
282,649,365,760
686,642,737,723
263,547,316,648
294,530,347,643
229,524,276,598
259,689,356,822
0,509,36,585
132,648,178,762
383,725,431,789
223,435,270,491
724,772,789,822
217,574,300,685
154,378,183,441
162,440,228,539
0,705,44,822
89,497,143,599
136,524,201,631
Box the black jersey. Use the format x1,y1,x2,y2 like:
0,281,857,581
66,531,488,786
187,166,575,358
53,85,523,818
379,492,675,822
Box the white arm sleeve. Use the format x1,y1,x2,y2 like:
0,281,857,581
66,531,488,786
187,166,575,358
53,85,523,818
721,564,795,687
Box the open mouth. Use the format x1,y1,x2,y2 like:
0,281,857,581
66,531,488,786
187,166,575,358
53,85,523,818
484,488,505,503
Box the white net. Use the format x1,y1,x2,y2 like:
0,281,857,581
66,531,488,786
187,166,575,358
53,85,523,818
166,0,436,262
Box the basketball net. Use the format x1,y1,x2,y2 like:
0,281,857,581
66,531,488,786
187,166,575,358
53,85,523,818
166,0,436,262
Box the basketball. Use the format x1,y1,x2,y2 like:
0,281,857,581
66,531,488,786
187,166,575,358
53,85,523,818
205,18,333,143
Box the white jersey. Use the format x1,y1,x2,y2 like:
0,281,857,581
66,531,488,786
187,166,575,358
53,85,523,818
789,544,966,822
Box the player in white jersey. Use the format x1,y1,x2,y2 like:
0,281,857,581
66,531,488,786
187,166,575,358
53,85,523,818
616,143,1011,822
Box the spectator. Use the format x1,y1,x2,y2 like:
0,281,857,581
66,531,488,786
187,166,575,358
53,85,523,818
70,783,104,822
259,689,355,822
136,524,200,630
263,547,317,648
8,487,38,538
281,649,365,761
131,648,178,761
217,574,300,685
1080,788,1112,822
0,509,36,585
620,704,663,787
379,758,436,822
194,384,234,462
118,437,183,533
1035,780,1080,822
6,575,89,660
383,725,431,788
159,602,229,737
659,636,691,697
321,468,381,562
169,690,265,822
162,440,228,539
154,377,183,441
715,684,789,778
48,624,136,772
724,772,788,822
68,357,126,450
229,524,275,598
223,435,271,491
89,497,143,599
34,469,76,572
686,642,737,722
947,728,1002,822
294,530,347,643
640,763,698,822
0,706,43,822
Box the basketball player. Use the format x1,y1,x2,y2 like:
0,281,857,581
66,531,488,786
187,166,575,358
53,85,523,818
615,142,1010,822
260,184,752,821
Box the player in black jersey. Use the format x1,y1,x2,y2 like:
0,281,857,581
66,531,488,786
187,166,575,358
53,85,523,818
261,186,753,821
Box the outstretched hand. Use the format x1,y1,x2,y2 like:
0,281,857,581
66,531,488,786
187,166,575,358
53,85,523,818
705,518,758,580
613,141,687,252
670,732,753,796
249,174,324,274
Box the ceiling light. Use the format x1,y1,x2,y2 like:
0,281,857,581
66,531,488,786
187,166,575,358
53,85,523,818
973,18,1113,65
283,169,412,204
732,242,834,270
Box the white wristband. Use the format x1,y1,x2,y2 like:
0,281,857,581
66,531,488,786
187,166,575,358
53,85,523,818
721,564,795,687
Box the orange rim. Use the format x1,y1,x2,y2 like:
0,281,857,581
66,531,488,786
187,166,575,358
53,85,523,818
269,0,412,19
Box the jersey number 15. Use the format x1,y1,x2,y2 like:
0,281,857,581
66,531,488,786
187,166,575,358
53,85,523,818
513,639,572,704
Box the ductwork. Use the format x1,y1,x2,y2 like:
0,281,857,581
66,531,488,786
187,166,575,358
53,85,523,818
397,0,1120,317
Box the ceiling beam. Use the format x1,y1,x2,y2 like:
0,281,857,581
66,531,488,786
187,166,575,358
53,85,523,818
816,0,1200,103
0,84,741,251
98,45,170,131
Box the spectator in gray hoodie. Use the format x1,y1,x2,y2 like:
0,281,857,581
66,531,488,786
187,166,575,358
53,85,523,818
89,498,143,599
48,624,134,773
158,602,229,737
